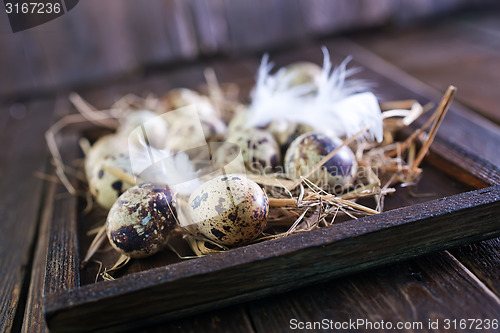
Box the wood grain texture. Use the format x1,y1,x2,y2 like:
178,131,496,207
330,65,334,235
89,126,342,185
187,0,231,55
21,175,56,333
299,0,394,34
0,99,55,332
341,23,500,302
247,251,500,333
451,239,500,296
44,183,500,332
2,1,498,99
43,134,81,295
350,11,500,124
141,306,255,333
223,0,306,53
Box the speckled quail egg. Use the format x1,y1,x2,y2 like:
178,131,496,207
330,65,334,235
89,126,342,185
276,62,322,91
84,134,128,182
117,109,168,149
265,119,313,152
165,115,227,152
161,88,217,120
284,132,357,189
106,183,177,258
219,128,281,173
226,107,249,136
88,152,135,209
188,175,269,246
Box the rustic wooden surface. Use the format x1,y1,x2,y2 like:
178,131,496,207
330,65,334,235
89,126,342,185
1,0,496,101
0,8,498,333
351,11,500,124
43,185,500,332
0,98,56,332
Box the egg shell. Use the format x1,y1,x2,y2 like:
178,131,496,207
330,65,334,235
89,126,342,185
188,175,269,246
284,132,357,189
226,108,249,136
118,109,169,149
88,152,135,209
161,88,217,120
84,134,128,181
165,116,227,152
222,128,281,173
107,183,177,258
265,119,313,151
277,62,322,91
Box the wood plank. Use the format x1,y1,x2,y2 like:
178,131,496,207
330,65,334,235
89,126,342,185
338,24,500,300
0,33,38,98
42,35,500,331
326,36,500,301
122,0,196,66
0,0,200,100
145,306,255,333
247,251,500,332
186,0,231,55
299,0,393,34
44,185,500,332
451,239,500,296
223,0,306,53
350,12,500,124
43,134,81,295
0,98,56,332
21,176,56,333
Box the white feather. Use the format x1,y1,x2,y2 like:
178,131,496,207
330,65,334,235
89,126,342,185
247,47,383,142
128,134,201,195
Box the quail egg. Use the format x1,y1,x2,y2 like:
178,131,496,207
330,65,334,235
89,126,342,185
107,183,177,258
165,115,227,152
265,119,313,152
226,107,249,136
117,109,168,149
284,132,357,189
276,61,322,92
188,175,269,246
88,152,135,209
219,128,281,173
161,88,217,120
84,134,128,182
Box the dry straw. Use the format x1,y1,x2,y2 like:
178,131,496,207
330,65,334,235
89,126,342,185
45,71,455,276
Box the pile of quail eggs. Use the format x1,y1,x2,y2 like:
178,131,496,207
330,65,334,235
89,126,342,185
85,61,359,259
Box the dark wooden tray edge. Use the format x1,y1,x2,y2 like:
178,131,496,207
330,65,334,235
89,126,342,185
43,183,500,332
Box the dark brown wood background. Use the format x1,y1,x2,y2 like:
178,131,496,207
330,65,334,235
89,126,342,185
0,0,497,102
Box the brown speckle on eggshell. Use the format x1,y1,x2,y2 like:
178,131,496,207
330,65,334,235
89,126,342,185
284,132,357,189
165,116,226,152
88,152,135,209
220,128,281,173
188,175,269,246
106,183,177,258
84,134,128,182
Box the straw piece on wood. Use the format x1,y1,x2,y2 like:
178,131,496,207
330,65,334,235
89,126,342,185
269,198,298,207
411,86,456,170
69,93,119,129
379,99,418,111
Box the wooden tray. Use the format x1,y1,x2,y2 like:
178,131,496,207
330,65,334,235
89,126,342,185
42,110,500,332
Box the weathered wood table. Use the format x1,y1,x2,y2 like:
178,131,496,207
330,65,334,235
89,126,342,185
1,11,499,333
